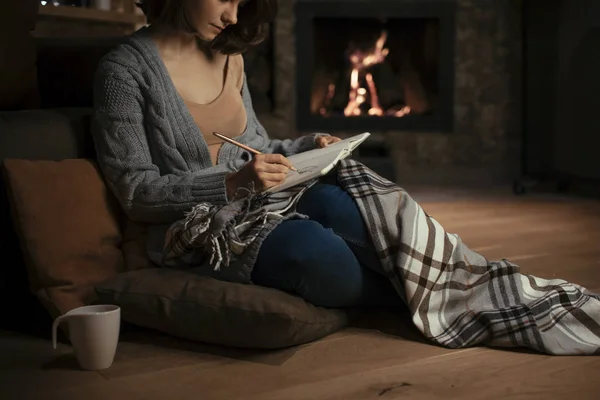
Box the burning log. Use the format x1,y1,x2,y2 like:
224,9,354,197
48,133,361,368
343,30,390,117
312,27,432,118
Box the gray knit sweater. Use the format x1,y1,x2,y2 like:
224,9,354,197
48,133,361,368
92,27,324,266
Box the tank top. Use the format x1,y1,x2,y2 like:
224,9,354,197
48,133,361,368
183,55,247,165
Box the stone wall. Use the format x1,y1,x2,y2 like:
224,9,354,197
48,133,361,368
255,0,523,185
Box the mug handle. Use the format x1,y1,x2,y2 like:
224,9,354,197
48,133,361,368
52,314,82,350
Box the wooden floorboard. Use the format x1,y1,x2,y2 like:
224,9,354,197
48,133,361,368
238,347,600,400
2,190,599,400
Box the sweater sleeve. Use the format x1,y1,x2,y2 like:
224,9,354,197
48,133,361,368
92,66,240,224
240,73,330,157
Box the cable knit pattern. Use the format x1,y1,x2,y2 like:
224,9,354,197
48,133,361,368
92,27,325,225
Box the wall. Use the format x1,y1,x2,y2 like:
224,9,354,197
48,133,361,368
260,0,523,185
554,0,600,180
0,0,39,110
33,18,134,38
522,0,560,178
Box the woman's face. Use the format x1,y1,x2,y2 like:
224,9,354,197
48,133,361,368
187,0,247,41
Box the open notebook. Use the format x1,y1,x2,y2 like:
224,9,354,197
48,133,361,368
265,132,371,193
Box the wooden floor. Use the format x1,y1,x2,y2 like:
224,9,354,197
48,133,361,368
2,187,600,400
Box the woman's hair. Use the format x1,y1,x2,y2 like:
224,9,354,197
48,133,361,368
135,0,277,54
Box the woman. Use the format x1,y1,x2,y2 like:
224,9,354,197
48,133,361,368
93,0,600,355
93,0,400,307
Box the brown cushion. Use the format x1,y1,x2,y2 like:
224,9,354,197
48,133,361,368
2,158,124,318
121,219,155,272
95,268,350,349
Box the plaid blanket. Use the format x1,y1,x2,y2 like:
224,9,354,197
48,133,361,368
163,183,314,272
163,159,600,355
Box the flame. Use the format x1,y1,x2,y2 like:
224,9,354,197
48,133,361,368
394,105,411,117
316,30,413,118
339,30,409,118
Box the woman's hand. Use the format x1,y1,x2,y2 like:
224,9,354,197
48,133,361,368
225,153,294,198
315,136,343,148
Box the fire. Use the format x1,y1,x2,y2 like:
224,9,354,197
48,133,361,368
319,30,411,118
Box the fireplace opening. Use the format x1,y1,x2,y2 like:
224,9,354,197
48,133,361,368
312,17,439,120
295,1,456,133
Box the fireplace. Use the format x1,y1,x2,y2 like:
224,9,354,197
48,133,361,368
250,0,522,186
295,0,456,133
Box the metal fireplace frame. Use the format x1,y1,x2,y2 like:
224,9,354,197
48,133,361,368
294,0,456,133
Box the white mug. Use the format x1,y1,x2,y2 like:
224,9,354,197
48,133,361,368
52,305,121,370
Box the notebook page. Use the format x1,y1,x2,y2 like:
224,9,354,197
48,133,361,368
265,132,370,193
285,132,371,166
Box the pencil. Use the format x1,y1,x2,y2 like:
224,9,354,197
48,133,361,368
213,132,297,171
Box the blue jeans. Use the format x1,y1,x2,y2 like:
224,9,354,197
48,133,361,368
251,182,403,308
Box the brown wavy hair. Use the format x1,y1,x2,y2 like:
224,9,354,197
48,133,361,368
135,0,277,54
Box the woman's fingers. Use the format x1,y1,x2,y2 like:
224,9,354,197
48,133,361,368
244,154,292,190
259,153,294,170
316,136,343,148
256,162,290,174
256,172,287,189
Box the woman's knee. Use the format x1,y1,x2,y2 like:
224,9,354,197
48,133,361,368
297,183,360,227
257,220,355,272
253,219,368,307
297,183,374,254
